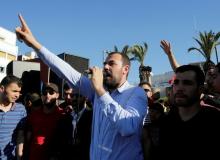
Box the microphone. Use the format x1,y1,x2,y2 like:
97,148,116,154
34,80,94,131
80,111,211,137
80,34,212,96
84,70,92,74
84,69,107,77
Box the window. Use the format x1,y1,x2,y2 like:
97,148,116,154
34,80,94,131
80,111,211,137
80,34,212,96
0,66,4,73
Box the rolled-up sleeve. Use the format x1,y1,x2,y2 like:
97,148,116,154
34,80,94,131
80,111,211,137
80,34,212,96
99,88,147,136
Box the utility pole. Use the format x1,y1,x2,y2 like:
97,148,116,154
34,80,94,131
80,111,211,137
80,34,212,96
215,47,218,64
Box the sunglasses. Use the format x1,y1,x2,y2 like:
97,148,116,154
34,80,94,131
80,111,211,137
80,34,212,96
144,89,151,93
42,90,55,96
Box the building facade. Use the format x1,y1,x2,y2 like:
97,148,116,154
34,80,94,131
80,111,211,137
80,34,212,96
0,27,18,81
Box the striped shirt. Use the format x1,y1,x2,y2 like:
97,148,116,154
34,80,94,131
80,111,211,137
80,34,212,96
0,103,27,160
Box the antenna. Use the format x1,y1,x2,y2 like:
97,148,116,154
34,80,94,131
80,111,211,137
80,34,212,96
193,15,198,34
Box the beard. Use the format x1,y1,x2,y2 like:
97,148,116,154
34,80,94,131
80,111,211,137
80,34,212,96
44,98,57,109
104,77,119,91
174,93,200,108
65,99,72,105
103,70,122,91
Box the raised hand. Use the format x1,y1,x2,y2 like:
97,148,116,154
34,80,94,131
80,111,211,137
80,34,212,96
160,40,172,56
15,14,42,50
160,40,180,71
89,66,106,96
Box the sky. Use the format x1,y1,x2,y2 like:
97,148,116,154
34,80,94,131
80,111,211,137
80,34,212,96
1,0,220,84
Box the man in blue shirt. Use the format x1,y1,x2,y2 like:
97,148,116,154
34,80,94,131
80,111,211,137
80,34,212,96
0,75,27,160
16,14,147,160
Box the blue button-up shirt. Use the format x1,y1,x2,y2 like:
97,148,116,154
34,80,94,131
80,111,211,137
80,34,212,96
39,47,147,160
0,103,26,160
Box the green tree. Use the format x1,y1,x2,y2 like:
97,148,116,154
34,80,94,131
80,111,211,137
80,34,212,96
112,43,150,83
128,43,150,83
113,45,131,55
128,42,148,66
188,30,220,71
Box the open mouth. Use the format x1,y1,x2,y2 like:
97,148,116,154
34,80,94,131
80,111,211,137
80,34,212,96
104,72,112,78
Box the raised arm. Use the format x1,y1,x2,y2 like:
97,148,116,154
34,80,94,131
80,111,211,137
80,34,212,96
15,14,42,51
160,40,180,71
15,14,95,101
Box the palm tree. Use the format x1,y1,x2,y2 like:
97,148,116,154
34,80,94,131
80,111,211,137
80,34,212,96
113,45,131,55
113,45,119,52
112,43,150,83
103,45,130,62
128,42,148,65
188,30,220,72
128,42,150,83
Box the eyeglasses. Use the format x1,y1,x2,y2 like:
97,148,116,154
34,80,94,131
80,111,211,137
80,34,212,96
42,90,55,96
144,89,151,93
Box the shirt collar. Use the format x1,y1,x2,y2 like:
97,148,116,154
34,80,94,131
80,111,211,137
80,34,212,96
10,103,16,110
0,103,16,112
117,81,130,93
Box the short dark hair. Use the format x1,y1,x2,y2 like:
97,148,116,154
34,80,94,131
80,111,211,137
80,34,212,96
203,60,215,73
108,52,130,66
63,83,71,91
139,81,152,89
24,92,42,106
149,102,164,114
175,65,205,86
0,75,22,88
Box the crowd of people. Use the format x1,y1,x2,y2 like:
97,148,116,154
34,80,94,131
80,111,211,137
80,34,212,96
0,14,220,160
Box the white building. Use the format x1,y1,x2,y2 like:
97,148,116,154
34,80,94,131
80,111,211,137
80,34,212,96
151,71,174,97
152,71,174,87
0,27,18,81
17,51,38,61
